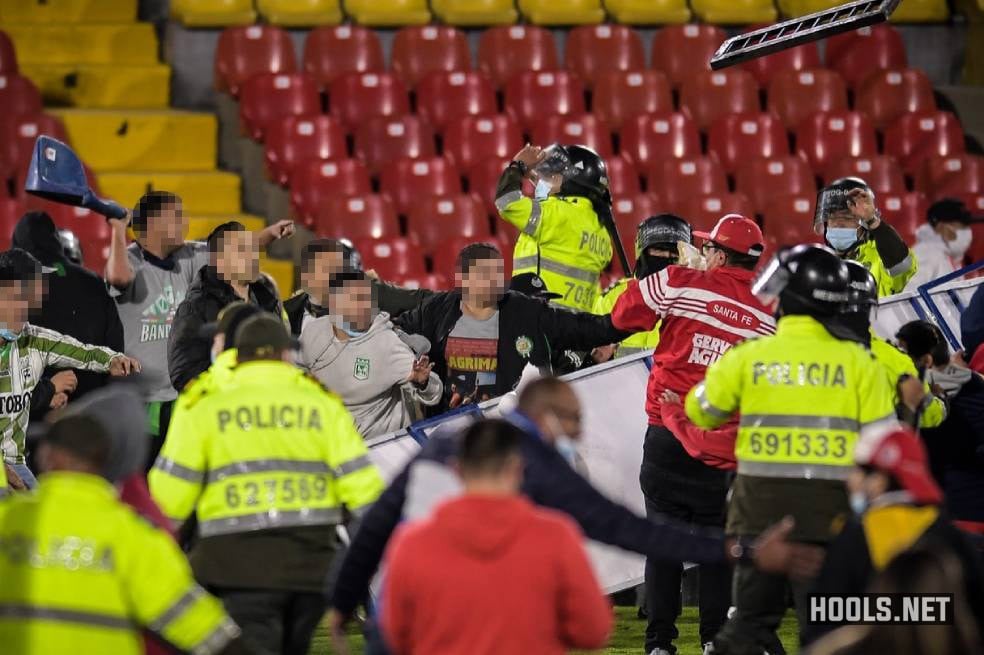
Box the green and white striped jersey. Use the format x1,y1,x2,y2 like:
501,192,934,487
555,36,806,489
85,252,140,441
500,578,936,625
0,324,120,464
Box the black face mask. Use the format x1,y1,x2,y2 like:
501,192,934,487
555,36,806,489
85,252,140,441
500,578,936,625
635,254,676,279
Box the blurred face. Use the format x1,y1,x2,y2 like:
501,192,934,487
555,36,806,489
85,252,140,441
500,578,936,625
0,281,32,334
847,467,889,501
216,230,259,285
536,386,584,444
458,257,505,306
825,213,861,232
329,279,374,332
142,199,187,251
302,250,346,304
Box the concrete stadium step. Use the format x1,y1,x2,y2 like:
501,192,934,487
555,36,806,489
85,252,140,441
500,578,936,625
52,109,216,172
0,0,137,23
186,215,267,240
22,64,170,109
97,172,241,215
2,23,158,66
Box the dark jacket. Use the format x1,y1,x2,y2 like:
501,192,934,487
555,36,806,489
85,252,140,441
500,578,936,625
962,284,984,362
284,281,434,336
167,266,282,392
328,412,726,617
394,290,629,413
11,212,124,411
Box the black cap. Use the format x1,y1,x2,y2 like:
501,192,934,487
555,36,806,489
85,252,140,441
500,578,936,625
927,198,979,226
510,272,562,300
234,313,296,358
0,248,56,280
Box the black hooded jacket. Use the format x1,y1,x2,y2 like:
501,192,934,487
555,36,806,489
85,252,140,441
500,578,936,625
12,212,124,409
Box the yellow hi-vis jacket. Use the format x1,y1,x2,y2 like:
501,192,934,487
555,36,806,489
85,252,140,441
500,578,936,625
592,278,660,356
854,239,917,297
870,335,946,429
174,348,238,412
0,472,238,655
497,193,612,312
149,360,384,537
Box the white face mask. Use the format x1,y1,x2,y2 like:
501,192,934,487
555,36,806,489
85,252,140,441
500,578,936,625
534,178,553,201
945,226,972,258
555,435,578,466
849,490,868,516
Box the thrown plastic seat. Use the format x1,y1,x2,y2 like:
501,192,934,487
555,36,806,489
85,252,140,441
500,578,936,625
646,157,728,211
328,72,410,131
592,70,673,130
380,156,463,216
691,0,777,24
416,71,498,131
504,70,587,133
354,236,428,278
408,194,492,253
915,155,984,199
311,194,401,240
619,112,701,170
444,115,525,172
518,0,605,25
679,69,761,131
530,114,613,158
767,68,848,130
239,73,321,141
679,193,756,232
855,68,937,131
354,115,437,174
1,113,70,187
883,111,966,176
0,30,17,74
565,25,645,88
0,74,43,120
215,25,296,96
172,0,256,26
795,111,878,176
651,24,727,88
477,25,559,90
761,194,823,246
391,26,471,89
264,115,347,187
740,37,820,88
825,24,908,89
343,0,431,26
825,155,906,194
707,112,789,175
302,26,385,89
256,0,342,26
432,0,518,26
876,191,928,244
734,156,816,214
289,159,373,224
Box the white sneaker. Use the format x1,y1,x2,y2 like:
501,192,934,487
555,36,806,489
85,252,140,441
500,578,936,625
702,643,715,655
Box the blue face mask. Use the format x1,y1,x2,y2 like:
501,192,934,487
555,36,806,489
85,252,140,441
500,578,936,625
849,491,868,516
826,227,859,252
331,314,367,338
534,178,552,201
0,329,21,342
555,435,578,467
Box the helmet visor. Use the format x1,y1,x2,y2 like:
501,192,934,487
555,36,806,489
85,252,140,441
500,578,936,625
751,252,790,305
533,144,571,179
814,185,875,235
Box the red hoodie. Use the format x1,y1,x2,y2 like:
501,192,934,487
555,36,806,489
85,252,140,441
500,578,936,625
381,495,613,655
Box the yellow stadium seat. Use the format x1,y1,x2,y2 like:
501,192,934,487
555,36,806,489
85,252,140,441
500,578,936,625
186,215,267,240
890,0,949,22
52,110,217,173
432,0,519,26
97,172,241,215
518,0,605,24
343,0,431,26
171,0,257,27
3,24,158,66
260,255,296,298
604,0,691,24
691,0,777,24
256,0,343,26
21,64,170,109
777,0,838,16
0,0,136,23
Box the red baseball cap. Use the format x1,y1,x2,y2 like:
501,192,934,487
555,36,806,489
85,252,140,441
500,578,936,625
854,426,943,504
693,214,765,257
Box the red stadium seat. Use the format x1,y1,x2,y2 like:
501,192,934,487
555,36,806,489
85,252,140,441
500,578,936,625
761,194,823,246
883,111,966,176
391,26,471,89
876,191,928,245
619,113,701,170
263,115,347,186
767,69,848,130
679,69,761,131
416,71,498,131
504,70,586,132
302,25,385,89
1,113,70,186
395,272,450,291
606,154,642,196
31,202,112,272
680,193,756,233
0,197,22,249
651,24,726,89
380,156,463,216
592,70,673,131
915,155,984,199
431,235,508,280
707,112,789,175
0,74,42,121
289,159,373,225
856,69,936,132
530,114,613,158
310,194,400,240
740,35,820,88
215,25,297,96
825,24,907,90
795,111,877,176
735,156,816,214
444,114,523,171
0,30,17,74
354,236,427,279
647,157,728,211
328,72,410,131
477,25,559,90
466,156,511,215
239,73,321,141
565,25,645,89
354,115,437,175
612,194,663,257
825,155,906,194
408,194,492,254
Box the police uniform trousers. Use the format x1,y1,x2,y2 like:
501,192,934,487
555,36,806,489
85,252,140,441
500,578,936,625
215,588,327,655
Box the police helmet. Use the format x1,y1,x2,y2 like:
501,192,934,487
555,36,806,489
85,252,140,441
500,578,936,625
841,260,878,315
813,177,874,234
57,228,83,266
753,244,850,317
536,144,611,204
338,238,363,271
634,214,691,260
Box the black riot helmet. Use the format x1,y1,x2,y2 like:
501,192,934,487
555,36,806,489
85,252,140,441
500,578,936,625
841,260,878,315
536,144,612,205
813,176,874,235
753,244,851,318
634,214,691,278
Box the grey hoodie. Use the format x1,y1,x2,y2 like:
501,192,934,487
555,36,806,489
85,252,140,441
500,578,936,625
300,312,442,439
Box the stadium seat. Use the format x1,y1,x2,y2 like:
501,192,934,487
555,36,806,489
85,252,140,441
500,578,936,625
707,112,789,175
565,25,645,88
215,26,297,97
391,26,471,89
445,115,525,172
0,30,17,75
466,157,512,215
734,156,816,214
619,113,701,170
477,26,559,90
0,0,136,23
504,71,587,133
0,198,23,248
31,203,112,271
883,111,966,176
795,111,878,176
651,24,727,89
432,0,518,26
354,115,437,175
646,157,729,211
518,0,605,25
343,0,431,26
416,71,498,131
612,194,663,257
432,234,513,280
606,154,643,195
5,24,157,68
396,272,451,290
530,114,613,158
740,38,820,88
592,71,673,131
239,73,321,142
263,115,347,187
302,26,385,89
825,155,906,194
1,113,70,187
328,72,410,131
310,194,401,240
0,74,43,120
354,236,427,278
825,25,908,89
767,69,848,130
761,194,823,246
256,0,343,26
877,191,928,244
380,156,463,216
777,0,839,17
98,171,242,215
679,69,761,131
408,194,492,254
915,155,984,199
604,0,690,24
692,0,777,24
680,193,756,232
890,0,950,23
172,0,255,26
855,68,937,131
289,159,373,224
